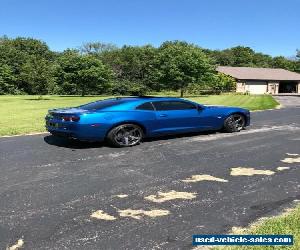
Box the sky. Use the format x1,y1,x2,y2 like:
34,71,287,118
0,0,299,57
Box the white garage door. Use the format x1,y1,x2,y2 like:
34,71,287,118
246,81,267,94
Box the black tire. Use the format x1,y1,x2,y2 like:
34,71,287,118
106,123,144,147
223,114,246,133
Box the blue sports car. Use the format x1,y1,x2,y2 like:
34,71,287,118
45,96,250,147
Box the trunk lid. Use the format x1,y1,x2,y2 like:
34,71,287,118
47,107,88,121
49,107,87,115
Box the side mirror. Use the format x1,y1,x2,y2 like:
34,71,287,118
197,105,204,111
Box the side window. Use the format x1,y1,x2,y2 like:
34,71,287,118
136,102,154,111
153,101,196,111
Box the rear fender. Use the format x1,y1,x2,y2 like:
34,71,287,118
105,121,147,138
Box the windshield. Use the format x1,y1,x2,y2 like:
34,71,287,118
78,99,126,110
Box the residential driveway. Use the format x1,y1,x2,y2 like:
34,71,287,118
0,107,300,249
273,95,300,107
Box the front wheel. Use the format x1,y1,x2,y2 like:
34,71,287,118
106,124,144,147
223,114,245,132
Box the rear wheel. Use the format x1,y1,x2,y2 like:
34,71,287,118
223,114,245,132
106,124,144,147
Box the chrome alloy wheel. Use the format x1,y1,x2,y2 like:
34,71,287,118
227,114,245,131
113,124,143,146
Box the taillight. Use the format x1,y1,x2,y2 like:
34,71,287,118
62,116,80,122
71,116,80,122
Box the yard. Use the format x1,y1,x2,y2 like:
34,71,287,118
213,204,300,250
0,94,279,136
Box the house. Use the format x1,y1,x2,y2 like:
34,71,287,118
217,66,300,94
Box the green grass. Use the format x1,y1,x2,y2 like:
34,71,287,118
212,204,300,250
0,94,279,136
187,94,279,111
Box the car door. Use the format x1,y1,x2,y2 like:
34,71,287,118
151,100,203,134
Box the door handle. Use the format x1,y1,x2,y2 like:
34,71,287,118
159,114,168,117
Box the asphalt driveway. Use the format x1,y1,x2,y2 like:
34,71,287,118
1,106,300,249
273,94,300,107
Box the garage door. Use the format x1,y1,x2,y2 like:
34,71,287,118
246,81,267,94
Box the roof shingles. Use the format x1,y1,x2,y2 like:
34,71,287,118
217,66,300,81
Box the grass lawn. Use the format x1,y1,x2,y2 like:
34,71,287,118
212,204,300,250
0,94,279,136
187,94,279,111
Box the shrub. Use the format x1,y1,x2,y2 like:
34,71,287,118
209,73,236,94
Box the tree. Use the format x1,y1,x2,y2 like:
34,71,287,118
100,45,161,91
252,53,273,68
271,56,295,71
19,56,56,94
205,49,234,66
0,36,56,94
0,64,16,94
8,37,54,60
157,41,215,97
229,46,256,66
295,50,300,73
101,45,158,80
207,46,275,68
210,73,236,94
206,46,256,67
80,42,118,55
55,50,113,96
1,35,299,95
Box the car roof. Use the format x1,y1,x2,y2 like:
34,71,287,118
78,96,198,112
89,96,194,111
111,96,183,102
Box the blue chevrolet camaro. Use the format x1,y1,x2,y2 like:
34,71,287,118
45,96,250,147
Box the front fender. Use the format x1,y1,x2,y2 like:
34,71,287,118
224,109,250,126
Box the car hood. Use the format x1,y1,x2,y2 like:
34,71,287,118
205,105,249,113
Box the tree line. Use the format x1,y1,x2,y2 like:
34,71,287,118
0,36,299,97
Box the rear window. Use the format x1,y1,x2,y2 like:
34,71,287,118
78,99,126,110
136,102,154,111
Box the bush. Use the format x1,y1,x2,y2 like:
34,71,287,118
186,82,213,95
209,73,236,94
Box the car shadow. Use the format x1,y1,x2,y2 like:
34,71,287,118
43,135,105,149
44,130,219,149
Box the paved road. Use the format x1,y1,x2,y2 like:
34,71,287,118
1,106,300,249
